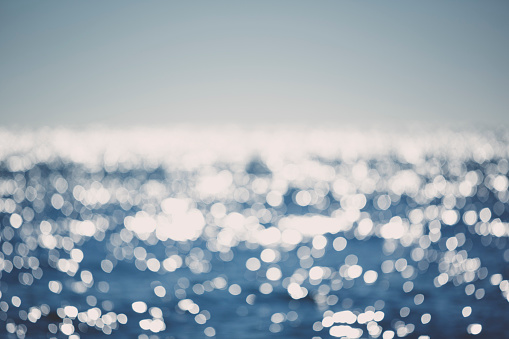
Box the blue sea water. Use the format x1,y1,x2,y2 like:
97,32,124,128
0,127,508,338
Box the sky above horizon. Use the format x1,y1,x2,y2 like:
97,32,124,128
1,1,508,128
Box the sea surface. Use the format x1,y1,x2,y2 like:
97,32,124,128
0,126,508,338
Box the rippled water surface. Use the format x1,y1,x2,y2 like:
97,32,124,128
0,127,508,338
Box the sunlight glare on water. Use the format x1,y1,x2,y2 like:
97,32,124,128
0,126,508,338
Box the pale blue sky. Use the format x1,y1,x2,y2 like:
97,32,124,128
1,1,508,127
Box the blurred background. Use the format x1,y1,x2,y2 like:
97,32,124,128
1,2,509,339
1,0,508,128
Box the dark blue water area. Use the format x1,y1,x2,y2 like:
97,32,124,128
0,158,509,339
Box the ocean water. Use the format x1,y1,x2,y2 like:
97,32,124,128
0,126,508,339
